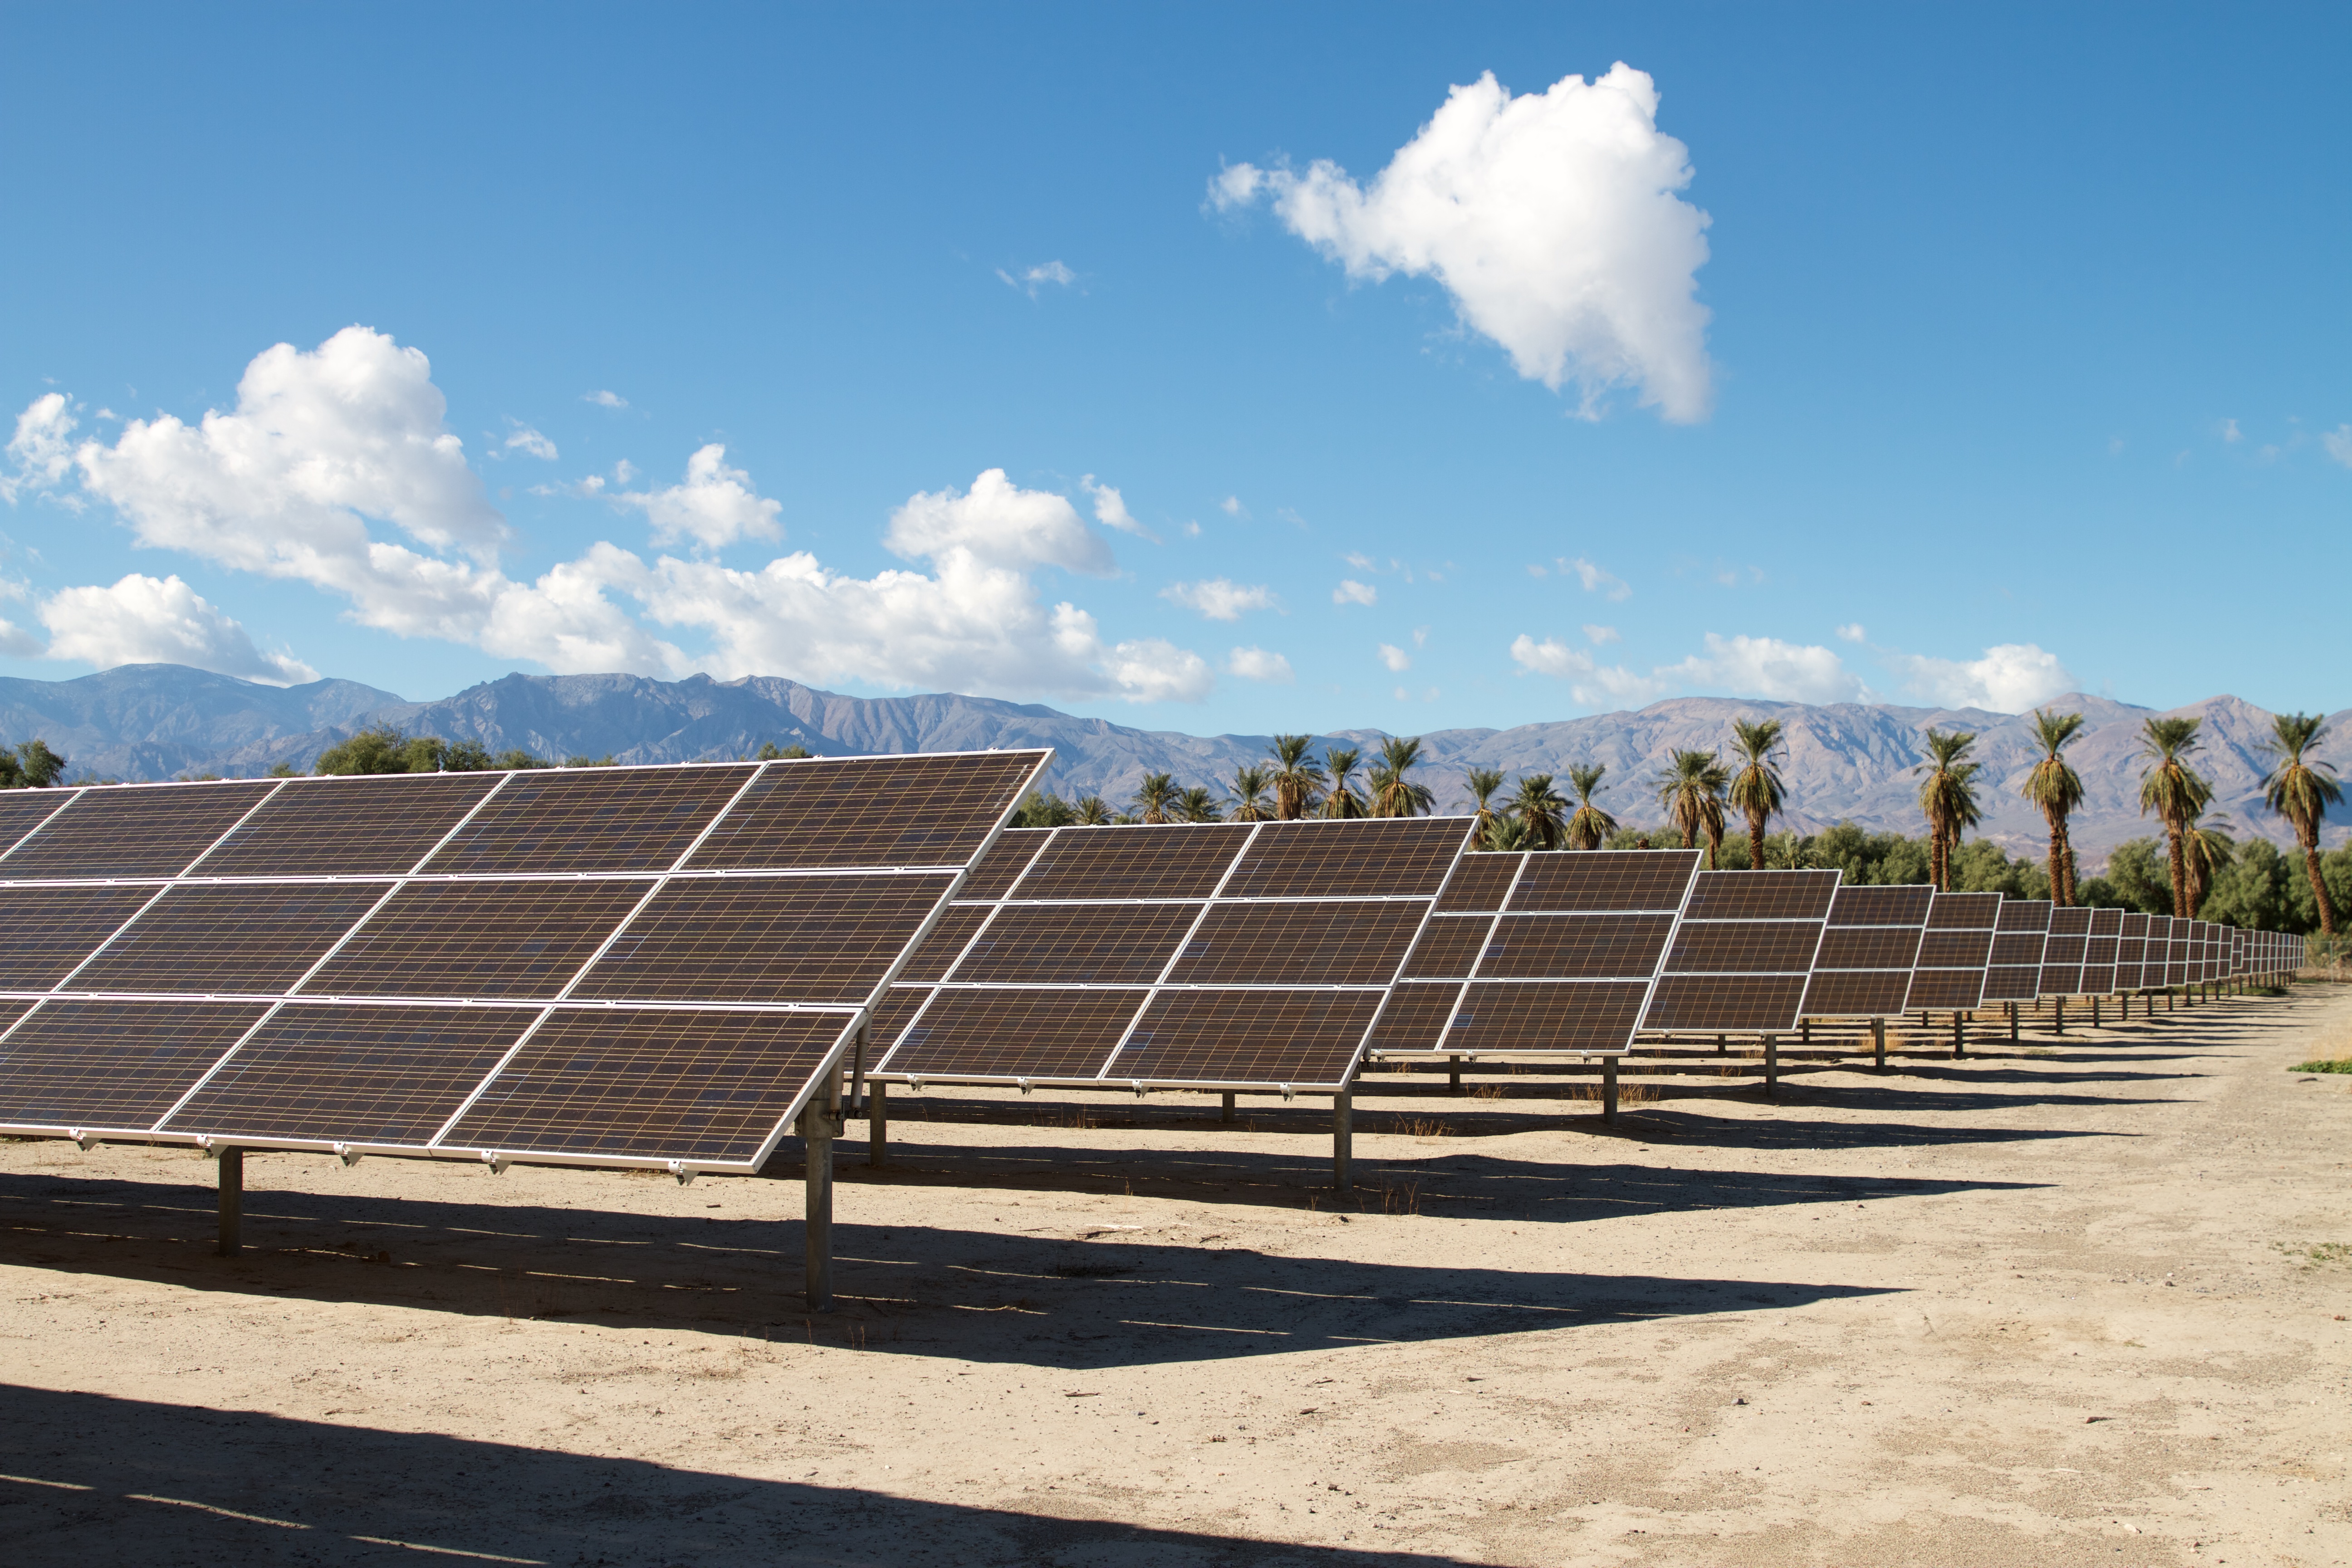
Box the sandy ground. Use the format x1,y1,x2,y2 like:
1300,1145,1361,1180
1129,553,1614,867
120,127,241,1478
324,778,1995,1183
2,989,2348,1568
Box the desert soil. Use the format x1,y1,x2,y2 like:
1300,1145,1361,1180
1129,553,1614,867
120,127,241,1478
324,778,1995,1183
3,988,2348,1568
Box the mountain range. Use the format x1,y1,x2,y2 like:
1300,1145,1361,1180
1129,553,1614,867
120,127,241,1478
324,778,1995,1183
2,664,2344,863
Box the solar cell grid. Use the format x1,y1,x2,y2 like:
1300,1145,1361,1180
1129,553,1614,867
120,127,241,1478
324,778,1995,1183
571,873,956,1004
0,885,163,991
1478,913,1678,980
305,879,653,1000
425,765,755,876
441,1008,848,1164
162,1003,535,1147
191,773,503,878
895,906,989,983
1434,853,1521,913
0,1001,270,1133
1362,981,1462,1053
1917,930,1994,968
0,791,74,858
1927,892,2002,930
946,902,1198,986
1827,885,1934,925
1815,926,1924,970
1166,900,1428,986
1802,970,1911,1017
1399,914,1494,980
1012,824,1249,902
878,987,1147,1081
1644,973,1812,1032
687,752,1047,871
1680,869,1839,921
1112,989,1379,1087
1450,979,1650,1052
1665,920,1824,973
1997,900,2054,933
1907,970,1988,1010
1504,850,1698,913
956,827,1053,902
0,780,277,880
1217,818,1467,899
68,883,389,996
1989,933,2047,966
2090,908,2122,937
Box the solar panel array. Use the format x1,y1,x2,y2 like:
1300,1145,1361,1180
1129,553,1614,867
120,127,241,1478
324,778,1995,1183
1639,869,1838,1032
1802,885,1933,1018
866,818,1475,1092
1906,892,2001,1011
0,751,1049,1174
1982,898,2053,1003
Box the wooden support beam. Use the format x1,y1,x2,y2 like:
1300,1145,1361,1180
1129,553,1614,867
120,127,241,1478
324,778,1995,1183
216,1147,242,1258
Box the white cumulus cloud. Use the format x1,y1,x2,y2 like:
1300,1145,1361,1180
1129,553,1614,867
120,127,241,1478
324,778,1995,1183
1162,578,1276,621
2,392,79,504
1377,642,1411,672
584,390,628,409
1563,556,1632,600
1887,643,2075,714
998,260,1078,297
2323,425,2352,468
1508,634,1669,706
1333,579,1377,607
1212,64,1713,421
1218,495,1245,517
1582,623,1619,645
614,443,783,551
883,468,1115,576
1226,646,1294,682
1835,622,1866,642
40,573,318,685
503,425,559,461
1080,475,1157,541
1657,633,1864,704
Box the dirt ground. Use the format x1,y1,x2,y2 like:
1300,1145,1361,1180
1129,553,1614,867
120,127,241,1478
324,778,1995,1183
3,988,2348,1568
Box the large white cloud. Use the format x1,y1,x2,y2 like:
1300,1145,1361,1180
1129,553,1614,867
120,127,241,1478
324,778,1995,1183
1215,64,1713,421
1508,634,1670,706
1887,643,2075,713
1657,633,1866,704
1,392,78,504
40,573,319,685
1162,578,1276,621
24,330,1210,704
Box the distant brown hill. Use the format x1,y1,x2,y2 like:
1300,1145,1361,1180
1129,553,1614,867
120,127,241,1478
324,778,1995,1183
3,665,2342,866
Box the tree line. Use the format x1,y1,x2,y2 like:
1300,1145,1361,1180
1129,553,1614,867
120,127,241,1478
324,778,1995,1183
1016,711,2343,936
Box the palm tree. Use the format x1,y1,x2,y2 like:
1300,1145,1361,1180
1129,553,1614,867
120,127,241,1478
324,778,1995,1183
1132,772,1180,824
1510,773,1568,849
1654,749,1729,864
1225,764,1274,823
1074,794,1114,825
1726,720,1787,871
1320,747,1367,818
1178,784,1223,823
2182,809,2235,917
1368,736,1434,817
1563,764,1617,850
1465,767,1506,849
1484,813,1530,852
1267,735,1326,820
2137,717,2213,917
2020,708,2088,906
2260,711,2342,934
1914,730,1983,892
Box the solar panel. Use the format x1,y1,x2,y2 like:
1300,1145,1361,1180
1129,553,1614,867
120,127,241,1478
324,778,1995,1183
1393,848,1701,1058
1906,892,2000,1010
2039,906,2092,996
872,817,1484,1091
1434,853,1520,913
0,750,1052,1179
1982,898,2053,1002
1639,869,1838,1033
2080,906,2122,993
0,790,77,858
0,780,277,879
2113,911,2150,990
1802,883,1931,1018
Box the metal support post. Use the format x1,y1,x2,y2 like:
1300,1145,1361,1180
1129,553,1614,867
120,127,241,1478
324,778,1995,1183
1801,1017,1812,1045
1221,1091,1235,1124
1331,1091,1352,1191
1715,1033,1727,1054
799,1101,835,1312
1952,1013,1967,1060
2092,995,2101,1029
216,1147,243,1258
1601,1057,1619,1124
867,1079,887,1168
1872,1016,1886,1073
1447,1055,1462,1096
2008,1001,2018,1042
1763,1034,1779,1096
2054,995,2066,1036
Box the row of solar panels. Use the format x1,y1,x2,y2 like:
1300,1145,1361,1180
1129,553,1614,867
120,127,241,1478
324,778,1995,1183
857,827,2303,1095
0,760,2307,1178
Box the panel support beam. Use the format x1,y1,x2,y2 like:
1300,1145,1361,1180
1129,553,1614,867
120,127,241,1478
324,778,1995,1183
1601,1058,1619,1125
1331,1091,1352,1192
216,1147,242,1258
1762,1034,1778,1097
1872,1016,1886,1074
2054,995,2066,1036
867,1080,888,1168
1220,1091,1235,1124
799,1102,835,1313
1448,1056,1462,1096
1952,1012,1967,1059
2007,1001,2018,1041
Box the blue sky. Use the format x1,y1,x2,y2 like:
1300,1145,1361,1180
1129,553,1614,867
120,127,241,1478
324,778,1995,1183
2,3,2345,734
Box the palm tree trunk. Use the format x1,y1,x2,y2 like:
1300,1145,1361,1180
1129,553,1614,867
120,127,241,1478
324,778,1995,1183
2044,807,2068,906
2165,823,2190,917
1747,806,1767,870
2303,832,2337,935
